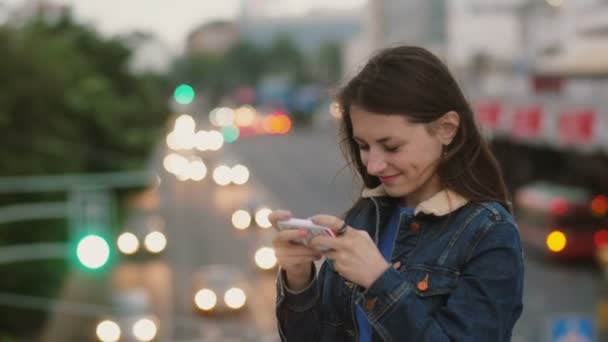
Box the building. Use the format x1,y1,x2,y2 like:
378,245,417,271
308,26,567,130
186,21,240,56
122,31,174,74
238,10,362,56
527,0,608,76
344,0,448,78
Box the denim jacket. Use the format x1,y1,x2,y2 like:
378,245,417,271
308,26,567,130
276,187,524,342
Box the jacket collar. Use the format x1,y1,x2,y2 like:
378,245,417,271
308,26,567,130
361,185,469,217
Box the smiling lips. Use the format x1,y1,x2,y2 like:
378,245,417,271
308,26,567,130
379,174,400,183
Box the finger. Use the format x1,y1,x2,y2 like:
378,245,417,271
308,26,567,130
269,210,292,226
275,248,322,258
279,255,321,267
322,249,340,261
310,214,346,233
274,229,308,243
309,235,341,251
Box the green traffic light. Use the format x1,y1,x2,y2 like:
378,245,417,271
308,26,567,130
76,234,110,269
221,126,240,143
174,84,195,105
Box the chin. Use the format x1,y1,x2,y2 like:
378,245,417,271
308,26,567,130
383,184,411,199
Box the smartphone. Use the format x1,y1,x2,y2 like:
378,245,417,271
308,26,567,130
277,218,336,247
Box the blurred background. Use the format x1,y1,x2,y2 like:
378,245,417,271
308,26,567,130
0,0,607,341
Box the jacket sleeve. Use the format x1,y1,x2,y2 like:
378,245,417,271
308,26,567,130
276,262,325,342
354,220,524,342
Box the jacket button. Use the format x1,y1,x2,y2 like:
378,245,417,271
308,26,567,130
417,274,429,292
366,297,378,310
409,221,421,233
392,261,401,270
345,281,354,288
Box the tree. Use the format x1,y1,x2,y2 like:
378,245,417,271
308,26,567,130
264,34,307,84
0,12,169,338
317,41,343,85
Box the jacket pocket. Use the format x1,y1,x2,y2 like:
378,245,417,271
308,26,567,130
402,264,459,312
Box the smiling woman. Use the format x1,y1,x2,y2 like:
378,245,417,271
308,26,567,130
269,46,524,342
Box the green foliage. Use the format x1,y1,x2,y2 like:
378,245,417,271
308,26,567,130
0,12,169,338
0,15,168,175
317,41,343,84
264,34,307,83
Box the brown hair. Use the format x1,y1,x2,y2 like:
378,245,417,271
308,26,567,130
337,46,511,212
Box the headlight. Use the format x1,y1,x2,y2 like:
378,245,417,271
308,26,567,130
255,208,273,229
231,210,252,230
224,287,246,310
188,159,207,181
231,165,250,185
144,232,167,253
255,247,277,270
212,165,232,186
195,289,217,311
117,232,139,255
132,318,157,342
96,320,121,342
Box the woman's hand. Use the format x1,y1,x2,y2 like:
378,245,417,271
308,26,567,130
309,214,390,289
269,210,323,291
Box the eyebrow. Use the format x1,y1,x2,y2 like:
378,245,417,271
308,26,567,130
353,136,398,144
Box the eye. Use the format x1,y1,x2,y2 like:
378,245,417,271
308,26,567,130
357,144,369,151
384,146,401,153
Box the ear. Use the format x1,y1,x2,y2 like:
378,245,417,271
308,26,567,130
436,111,460,145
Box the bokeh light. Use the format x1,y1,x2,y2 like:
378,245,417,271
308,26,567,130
221,126,240,143
546,231,567,252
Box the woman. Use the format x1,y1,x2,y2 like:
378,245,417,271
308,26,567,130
270,46,524,342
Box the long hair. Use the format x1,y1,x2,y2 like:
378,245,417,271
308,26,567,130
337,46,511,212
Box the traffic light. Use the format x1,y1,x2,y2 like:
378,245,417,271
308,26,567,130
68,189,115,272
174,84,195,105
76,234,111,269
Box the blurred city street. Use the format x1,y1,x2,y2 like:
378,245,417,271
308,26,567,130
2,0,608,341
41,118,605,341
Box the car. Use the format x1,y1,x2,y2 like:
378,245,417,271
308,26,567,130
191,264,250,316
117,213,167,257
514,181,608,260
95,289,159,342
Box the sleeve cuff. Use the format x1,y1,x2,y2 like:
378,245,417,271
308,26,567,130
276,264,319,311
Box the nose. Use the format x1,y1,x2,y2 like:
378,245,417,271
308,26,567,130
366,151,387,176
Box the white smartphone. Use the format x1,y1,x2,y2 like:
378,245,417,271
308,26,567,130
277,218,336,248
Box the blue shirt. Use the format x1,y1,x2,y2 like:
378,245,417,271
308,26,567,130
356,206,414,342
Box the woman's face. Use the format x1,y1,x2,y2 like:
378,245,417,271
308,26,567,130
350,106,444,207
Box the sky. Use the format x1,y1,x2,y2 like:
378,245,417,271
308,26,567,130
6,0,365,49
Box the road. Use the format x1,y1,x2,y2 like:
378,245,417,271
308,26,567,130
44,117,604,341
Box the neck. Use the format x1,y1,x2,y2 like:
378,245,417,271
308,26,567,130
401,174,442,208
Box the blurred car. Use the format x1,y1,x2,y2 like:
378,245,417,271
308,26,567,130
117,213,167,257
211,162,250,187
514,181,608,260
95,289,158,342
191,264,249,316
230,198,273,231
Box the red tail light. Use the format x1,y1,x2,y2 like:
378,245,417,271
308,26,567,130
591,195,608,217
594,229,608,248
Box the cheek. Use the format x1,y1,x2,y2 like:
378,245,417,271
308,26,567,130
400,148,439,174
360,151,369,166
